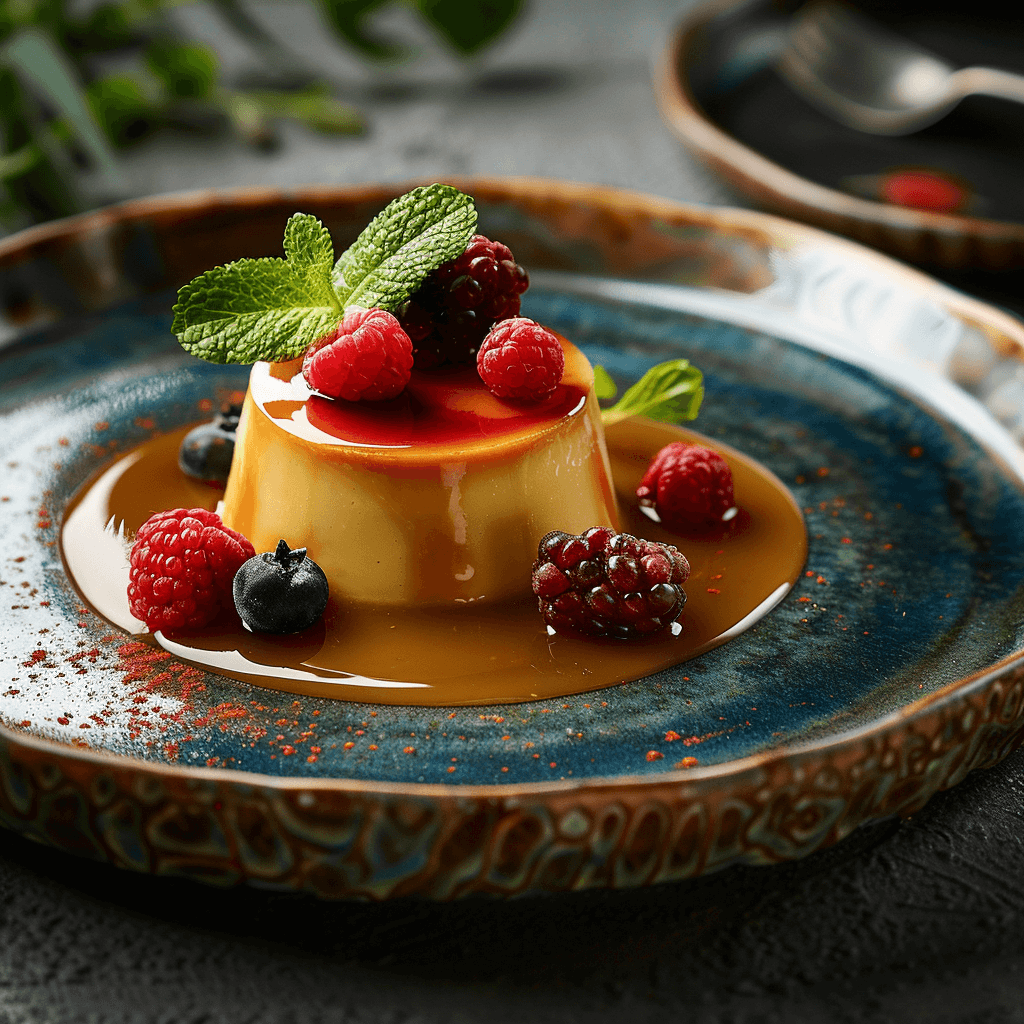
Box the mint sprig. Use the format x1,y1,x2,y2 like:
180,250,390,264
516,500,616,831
598,359,704,427
333,183,477,311
172,184,477,364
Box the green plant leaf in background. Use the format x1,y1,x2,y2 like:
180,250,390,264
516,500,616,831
86,73,154,144
146,40,219,99
0,26,121,186
415,0,523,55
318,0,403,61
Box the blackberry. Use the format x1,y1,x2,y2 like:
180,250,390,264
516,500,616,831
398,234,530,368
531,528,690,640
232,539,329,634
178,402,242,485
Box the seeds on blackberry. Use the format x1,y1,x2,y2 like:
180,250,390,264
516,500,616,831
531,529,690,639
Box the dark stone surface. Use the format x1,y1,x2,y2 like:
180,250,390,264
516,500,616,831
2,749,1024,1022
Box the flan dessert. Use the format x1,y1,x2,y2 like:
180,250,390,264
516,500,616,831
221,334,619,606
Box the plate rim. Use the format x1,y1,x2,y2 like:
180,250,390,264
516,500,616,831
3,175,1024,891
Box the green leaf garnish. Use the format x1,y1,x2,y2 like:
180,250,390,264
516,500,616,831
332,183,476,311
592,364,617,402
171,213,343,364
171,184,477,364
599,359,704,427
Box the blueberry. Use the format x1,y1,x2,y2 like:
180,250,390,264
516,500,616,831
233,540,329,634
178,404,241,484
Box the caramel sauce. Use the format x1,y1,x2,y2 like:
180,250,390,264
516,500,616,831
60,419,806,706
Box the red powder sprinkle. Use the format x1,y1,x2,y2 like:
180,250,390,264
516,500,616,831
447,766,456,773
676,756,699,768
403,746,415,754
646,750,664,762
370,711,377,717
664,730,681,742
368,744,378,750
309,745,321,754
197,398,213,412
884,543,894,550
817,467,829,477
549,762,557,768
798,596,811,604
817,576,827,584
533,753,540,759
501,766,509,773
706,587,720,595
447,712,457,719
306,755,318,763
343,741,355,750
281,745,296,756
841,537,852,544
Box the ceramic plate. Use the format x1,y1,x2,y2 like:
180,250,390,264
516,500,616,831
3,179,1024,899
655,0,1024,271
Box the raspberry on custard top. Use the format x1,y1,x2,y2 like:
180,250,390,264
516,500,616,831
302,307,414,402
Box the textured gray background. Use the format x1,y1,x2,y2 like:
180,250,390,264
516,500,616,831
4,1,1024,1021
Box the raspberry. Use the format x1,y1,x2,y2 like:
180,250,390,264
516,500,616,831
636,443,735,530
302,307,413,402
531,527,690,639
476,318,564,401
128,508,255,632
397,234,530,368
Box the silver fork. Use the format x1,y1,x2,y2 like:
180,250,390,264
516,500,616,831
777,1,1024,135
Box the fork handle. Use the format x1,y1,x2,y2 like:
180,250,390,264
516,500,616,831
954,66,1024,106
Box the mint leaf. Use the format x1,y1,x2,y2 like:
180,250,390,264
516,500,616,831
601,359,704,427
592,364,617,402
284,213,335,290
172,212,341,364
332,183,476,312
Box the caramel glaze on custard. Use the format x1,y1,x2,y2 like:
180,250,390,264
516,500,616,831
220,338,620,608
61,371,808,706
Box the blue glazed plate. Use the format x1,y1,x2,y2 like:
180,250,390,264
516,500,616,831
2,181,1024,895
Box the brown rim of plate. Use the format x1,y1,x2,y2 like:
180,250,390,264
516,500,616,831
2,175,1024,806
653,0,1024,270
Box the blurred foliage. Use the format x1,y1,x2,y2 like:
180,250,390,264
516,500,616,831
0,0,524,229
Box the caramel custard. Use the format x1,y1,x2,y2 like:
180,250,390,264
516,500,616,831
61,414,807,707
222,338,619,606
